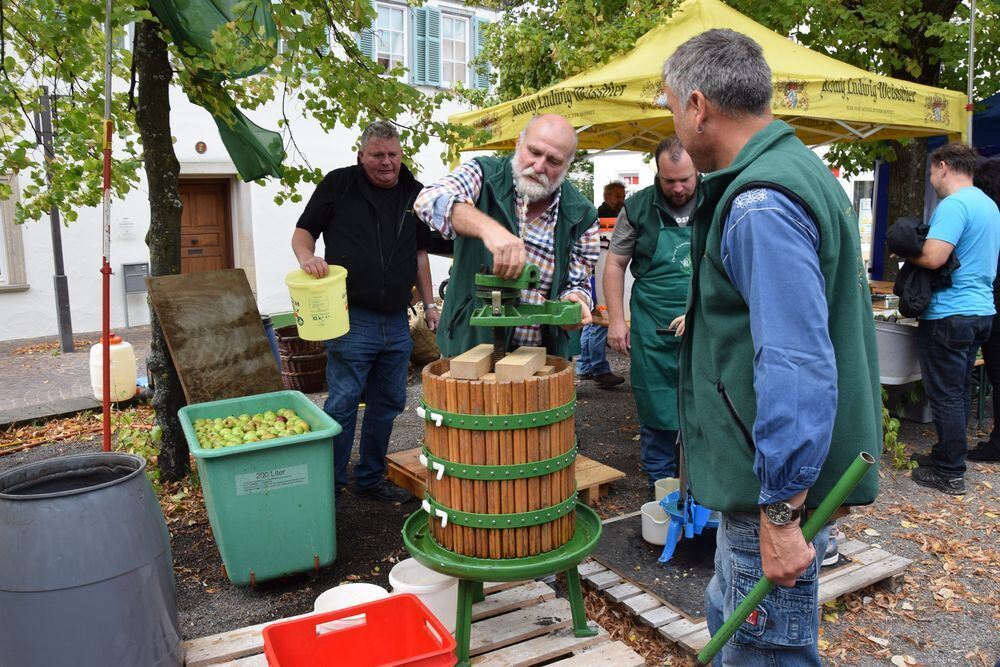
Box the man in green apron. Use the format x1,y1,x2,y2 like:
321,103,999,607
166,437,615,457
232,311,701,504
604,137,699,490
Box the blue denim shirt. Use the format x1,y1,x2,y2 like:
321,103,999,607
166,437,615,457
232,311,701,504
720,188,838,504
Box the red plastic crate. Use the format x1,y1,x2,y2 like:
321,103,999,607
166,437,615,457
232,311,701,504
262,593,456,667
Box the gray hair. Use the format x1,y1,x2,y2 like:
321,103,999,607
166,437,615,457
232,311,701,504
654,136,685,165
662,29,771,118
359,120,399,151
519,115,580,157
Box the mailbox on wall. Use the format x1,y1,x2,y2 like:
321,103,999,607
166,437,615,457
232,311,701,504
122,262,149,327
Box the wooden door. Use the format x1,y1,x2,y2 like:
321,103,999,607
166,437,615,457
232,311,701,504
179,180,232,274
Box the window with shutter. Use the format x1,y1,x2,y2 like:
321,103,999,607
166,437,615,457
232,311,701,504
473,18,490,91
374,4,405,70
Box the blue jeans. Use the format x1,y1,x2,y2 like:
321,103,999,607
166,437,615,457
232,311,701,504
324,306,413,491
639,426,678,487
917,315,992,477
576,324,611,376
706,513,830,666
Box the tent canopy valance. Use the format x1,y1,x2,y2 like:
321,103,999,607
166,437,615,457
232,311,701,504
452,0,968,153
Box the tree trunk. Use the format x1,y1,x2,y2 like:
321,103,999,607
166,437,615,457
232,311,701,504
881,139,928,282
135,20,188,481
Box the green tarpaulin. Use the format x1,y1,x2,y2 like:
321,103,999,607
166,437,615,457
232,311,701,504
147,0,285,180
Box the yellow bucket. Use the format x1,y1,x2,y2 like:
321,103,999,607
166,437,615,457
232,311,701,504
284,267,350,341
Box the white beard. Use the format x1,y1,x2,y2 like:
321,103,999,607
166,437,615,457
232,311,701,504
511,157,566,203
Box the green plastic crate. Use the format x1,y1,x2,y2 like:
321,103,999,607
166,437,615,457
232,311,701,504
178,390,341,586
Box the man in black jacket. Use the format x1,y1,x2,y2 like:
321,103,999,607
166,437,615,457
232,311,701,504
292,121,436,503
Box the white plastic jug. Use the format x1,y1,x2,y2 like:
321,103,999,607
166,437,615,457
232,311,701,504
89,334,137,402
388,558,459,634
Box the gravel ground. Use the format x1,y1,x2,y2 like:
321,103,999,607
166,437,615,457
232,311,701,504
1,349,997,665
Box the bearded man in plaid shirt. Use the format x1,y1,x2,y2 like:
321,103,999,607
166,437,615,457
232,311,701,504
415,114,600,358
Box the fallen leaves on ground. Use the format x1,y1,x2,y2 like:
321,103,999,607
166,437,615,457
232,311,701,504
12,339,95,355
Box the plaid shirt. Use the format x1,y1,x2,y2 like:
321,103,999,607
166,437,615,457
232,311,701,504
415,159,599,347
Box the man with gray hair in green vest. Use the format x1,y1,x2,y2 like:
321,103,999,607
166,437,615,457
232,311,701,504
414,114,599,359
663,29,881,664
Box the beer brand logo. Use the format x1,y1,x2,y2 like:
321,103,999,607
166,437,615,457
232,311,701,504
924,96,950,124
640,80,671,112
774,81,809,111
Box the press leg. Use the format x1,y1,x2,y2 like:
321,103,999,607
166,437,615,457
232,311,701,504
455,579,477,666
564,567,597,637
472,580,485,603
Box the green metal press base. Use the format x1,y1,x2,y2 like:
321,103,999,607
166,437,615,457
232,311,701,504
402,503,603,666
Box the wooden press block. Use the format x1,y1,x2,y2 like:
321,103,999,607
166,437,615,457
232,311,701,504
480,372,497,382
535,365,555,376
449,343,495,379
495,346,546,381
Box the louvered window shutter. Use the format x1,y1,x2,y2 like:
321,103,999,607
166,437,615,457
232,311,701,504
473,18,490,91
412,7,428,85
356,1,377,60
424,7,442,87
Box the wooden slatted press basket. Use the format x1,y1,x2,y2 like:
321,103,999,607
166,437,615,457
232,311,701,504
418,356,577,559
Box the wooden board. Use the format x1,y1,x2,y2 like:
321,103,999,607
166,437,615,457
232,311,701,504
146,269,282,404
579,535,914,657
495,346,546,381
184,581,644,667
450,344,495,380
386,447,626,508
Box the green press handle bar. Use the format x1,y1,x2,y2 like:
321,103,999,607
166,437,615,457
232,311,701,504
696,452,876,665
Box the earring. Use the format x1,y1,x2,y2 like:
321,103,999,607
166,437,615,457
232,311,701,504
696,125,705,134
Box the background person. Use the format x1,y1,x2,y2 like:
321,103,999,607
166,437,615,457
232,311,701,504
909,144,1000,493
597,180,626,218
292,120,435,504
603,136,698,490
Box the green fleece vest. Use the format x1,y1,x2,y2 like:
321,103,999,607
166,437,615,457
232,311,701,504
436,156,598,358
678,121,881,512
624,183,684,279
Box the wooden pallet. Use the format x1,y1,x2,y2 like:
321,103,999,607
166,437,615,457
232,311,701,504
181,580,645,666
386,447,626,507
580,538,912,655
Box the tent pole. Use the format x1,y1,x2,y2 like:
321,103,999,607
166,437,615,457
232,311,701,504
968,0,976,144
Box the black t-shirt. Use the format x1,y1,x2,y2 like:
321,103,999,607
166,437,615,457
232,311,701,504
296,164,429,312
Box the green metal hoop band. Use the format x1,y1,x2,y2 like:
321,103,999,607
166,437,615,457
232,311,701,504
423,491,579,529
420,443,577,481
417,395,576,431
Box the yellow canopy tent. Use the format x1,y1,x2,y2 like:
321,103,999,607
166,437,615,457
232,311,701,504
451,0,967,152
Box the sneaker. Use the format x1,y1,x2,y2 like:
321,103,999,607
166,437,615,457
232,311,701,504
821,535,839,567
350,480,413,504
967,441,1000,462
592,371,625,388
911,466,966,495
910,450,934,468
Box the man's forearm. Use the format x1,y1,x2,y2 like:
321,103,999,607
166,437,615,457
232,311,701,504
451,202,506,240
416,250,434,305
292,228,317,262
603,257,628,324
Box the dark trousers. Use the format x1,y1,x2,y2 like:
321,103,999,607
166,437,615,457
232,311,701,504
323,306,413,490
980,314,1000,443
916,315,993,476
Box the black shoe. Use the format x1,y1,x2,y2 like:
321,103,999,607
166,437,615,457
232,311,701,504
967,441,1000,462
576,372,592,381
910,451,934,468
911,466,966,495
350,480,413,504
592,371,625,388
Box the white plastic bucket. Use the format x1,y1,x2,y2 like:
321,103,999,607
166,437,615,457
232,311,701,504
388,558,459,634
653,477,680,502
313,583,389,633
641,500,671,545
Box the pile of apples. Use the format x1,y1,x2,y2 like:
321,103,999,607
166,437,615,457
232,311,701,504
192,409,311,449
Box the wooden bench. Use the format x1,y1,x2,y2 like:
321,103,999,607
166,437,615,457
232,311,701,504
387,447,626,506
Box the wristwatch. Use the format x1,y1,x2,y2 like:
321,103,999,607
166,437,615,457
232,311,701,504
423,303,438,310
761,501,805,526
